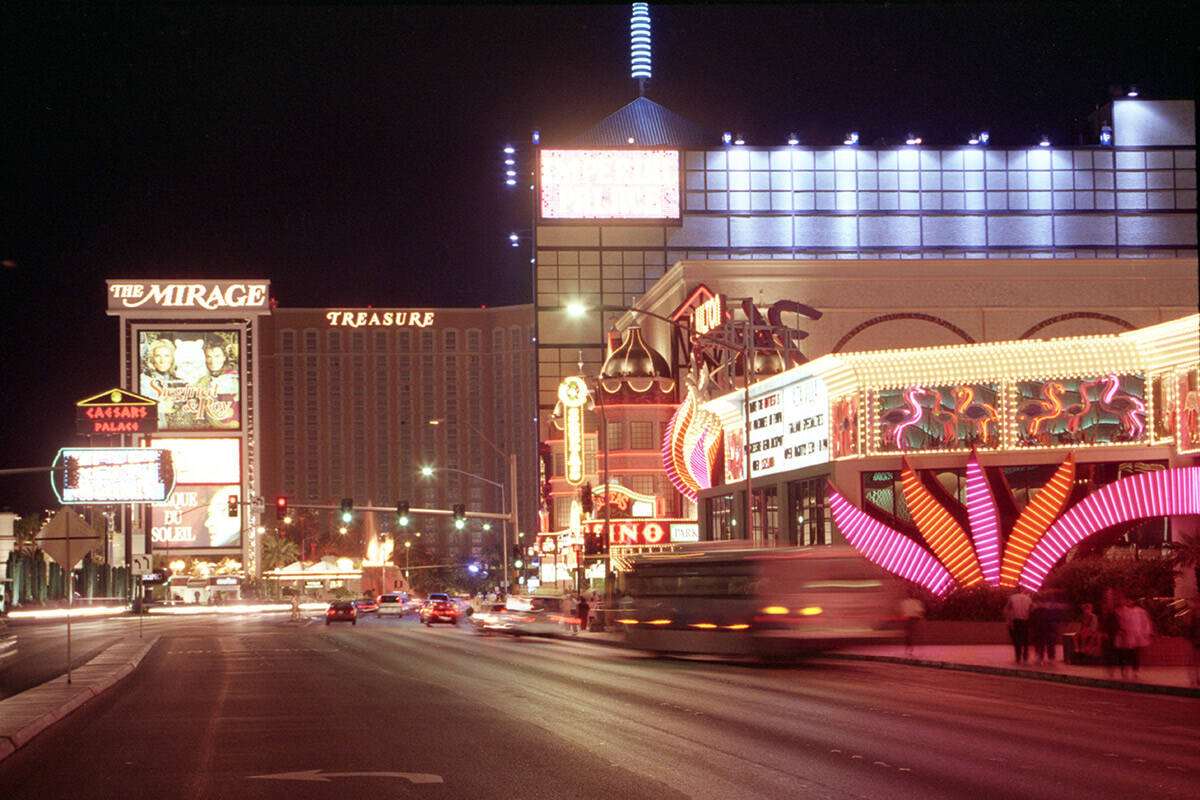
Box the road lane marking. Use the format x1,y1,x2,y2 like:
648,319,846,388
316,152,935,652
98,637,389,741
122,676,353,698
248,770,443,783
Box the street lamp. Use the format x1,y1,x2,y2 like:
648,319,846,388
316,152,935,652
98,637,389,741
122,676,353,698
421,420,520,594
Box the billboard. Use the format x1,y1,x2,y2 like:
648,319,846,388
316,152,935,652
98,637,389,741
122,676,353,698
150,483,243,550
148,438,240,484
138,330,241,430
539,149,681,220
52,447,175,504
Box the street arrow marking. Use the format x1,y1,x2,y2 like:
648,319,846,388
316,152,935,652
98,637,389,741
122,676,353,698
248,770,443,783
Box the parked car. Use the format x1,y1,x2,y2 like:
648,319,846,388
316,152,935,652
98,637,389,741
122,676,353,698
325,600,358,625
419,592,459,626
353,597,379,614
377,592,413,617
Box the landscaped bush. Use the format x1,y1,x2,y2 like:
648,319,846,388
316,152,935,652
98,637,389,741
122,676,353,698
924,584,1007,622
906,555,1182,633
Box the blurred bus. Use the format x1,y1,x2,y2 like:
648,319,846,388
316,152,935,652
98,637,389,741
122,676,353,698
618,546,904,658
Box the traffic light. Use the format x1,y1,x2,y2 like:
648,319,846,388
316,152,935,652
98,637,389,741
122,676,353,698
275,496,288,521
397,501,410,527
340,498,353,523
580,482,593,515
452,503,466,530
227,494,238,518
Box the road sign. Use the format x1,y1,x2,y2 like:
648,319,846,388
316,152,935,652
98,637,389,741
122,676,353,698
131,554,153,575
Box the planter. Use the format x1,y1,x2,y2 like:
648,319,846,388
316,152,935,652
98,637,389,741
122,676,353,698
917,620,1010,645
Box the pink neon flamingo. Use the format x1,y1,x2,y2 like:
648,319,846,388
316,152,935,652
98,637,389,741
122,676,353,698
1098,374,1146,440
928,389,959,446
881,387,928,449
1064,379,1096,441
1018,382,1065,443
951,386,999,445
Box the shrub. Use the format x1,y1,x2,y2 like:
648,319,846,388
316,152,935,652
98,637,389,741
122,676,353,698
925,584,1007,622
1044,556,1180,635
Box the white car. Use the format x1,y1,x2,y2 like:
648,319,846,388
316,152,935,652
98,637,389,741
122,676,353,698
377,592,413,617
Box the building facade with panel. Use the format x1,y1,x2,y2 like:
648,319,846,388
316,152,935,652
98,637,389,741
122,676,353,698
533,97,1196,526
257,305,536,564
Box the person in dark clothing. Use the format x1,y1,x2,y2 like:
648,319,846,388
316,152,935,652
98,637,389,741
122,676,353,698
576,596,590,634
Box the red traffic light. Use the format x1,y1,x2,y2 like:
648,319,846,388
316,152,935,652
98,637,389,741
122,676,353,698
275,496,288,520
227,494,239,518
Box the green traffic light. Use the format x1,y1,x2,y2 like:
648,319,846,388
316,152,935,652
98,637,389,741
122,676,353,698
341,511,352,524
399,515,410,527
454,518,465,530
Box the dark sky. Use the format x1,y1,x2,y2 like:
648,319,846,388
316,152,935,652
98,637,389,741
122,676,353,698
1,3,1194,513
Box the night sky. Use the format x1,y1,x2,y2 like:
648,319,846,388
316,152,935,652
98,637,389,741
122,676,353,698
1,3,1194,513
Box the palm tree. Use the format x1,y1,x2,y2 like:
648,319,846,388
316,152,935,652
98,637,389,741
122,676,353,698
261,533,298,571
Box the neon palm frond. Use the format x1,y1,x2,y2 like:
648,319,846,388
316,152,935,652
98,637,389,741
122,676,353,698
828,483,955,596
899,458,984,587
964,452,1002,586
998,454,1075,588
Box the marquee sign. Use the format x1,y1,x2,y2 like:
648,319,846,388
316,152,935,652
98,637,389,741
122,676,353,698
76,388,158,436
539,149,681,220
581,518,700,546
51,447,176,504
107,280,271,314
325,310,436,328
559,376,590,485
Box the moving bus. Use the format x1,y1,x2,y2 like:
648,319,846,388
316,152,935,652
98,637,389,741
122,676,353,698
618,546,904,658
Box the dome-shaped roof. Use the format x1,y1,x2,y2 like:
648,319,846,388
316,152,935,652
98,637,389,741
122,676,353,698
602,326,671,379
600,326,674,394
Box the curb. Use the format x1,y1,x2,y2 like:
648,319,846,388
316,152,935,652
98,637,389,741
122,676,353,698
826,651,1200,698
558,632,1200,698
0,636,159,762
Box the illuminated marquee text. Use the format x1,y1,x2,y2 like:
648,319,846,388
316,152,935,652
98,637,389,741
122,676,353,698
325,311,436,328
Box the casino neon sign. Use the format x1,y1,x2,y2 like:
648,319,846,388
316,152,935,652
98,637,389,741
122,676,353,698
559,376,590,486
540,149,681,220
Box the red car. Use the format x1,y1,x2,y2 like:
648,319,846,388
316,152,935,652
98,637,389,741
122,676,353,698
326,600,357,625
419,593,459,626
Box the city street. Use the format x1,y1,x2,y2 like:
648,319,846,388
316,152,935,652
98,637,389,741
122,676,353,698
0,613,1196,800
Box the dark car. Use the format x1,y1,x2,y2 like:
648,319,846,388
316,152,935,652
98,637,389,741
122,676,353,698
325,600,357,625
419,592,459,626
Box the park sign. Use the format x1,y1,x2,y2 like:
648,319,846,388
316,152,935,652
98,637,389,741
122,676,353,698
76,388,158,435
52,447,176,504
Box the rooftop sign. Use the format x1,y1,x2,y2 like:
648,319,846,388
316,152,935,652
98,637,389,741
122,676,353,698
539,149,680,220
107,280,271,314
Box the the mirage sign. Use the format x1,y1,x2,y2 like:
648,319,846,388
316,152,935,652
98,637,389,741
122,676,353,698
107,280,271,314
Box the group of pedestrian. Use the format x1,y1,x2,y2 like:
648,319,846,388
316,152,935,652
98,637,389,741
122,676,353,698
1004,586,1155,679
569,592,603,634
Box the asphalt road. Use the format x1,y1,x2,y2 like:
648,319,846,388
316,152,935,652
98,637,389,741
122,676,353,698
0,612,1196,800
0,616,169,701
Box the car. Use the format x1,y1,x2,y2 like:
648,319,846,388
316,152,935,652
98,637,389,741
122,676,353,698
325,600,357,625
451,596,474,618
353,597,379,614
419,592,459,626
0,620,16,663
377,592,413,617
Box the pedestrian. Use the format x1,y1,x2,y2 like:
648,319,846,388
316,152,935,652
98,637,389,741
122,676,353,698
1073,603,1103,663
577,594,591,634
1029,594,1050,664
1186,596,1200,687
899,593,925,655
1099,587,1121,677
1004,588,1033,663
1113,595,1153,679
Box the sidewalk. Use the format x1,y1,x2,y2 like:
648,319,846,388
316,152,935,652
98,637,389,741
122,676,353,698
0,635,158,762
565,629,1200,698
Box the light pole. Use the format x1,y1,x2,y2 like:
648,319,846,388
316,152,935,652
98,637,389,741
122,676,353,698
404,539,411,585
420,451,517,594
